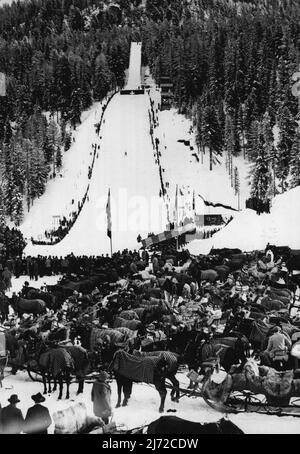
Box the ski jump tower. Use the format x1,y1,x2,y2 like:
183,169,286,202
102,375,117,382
121,42,144,95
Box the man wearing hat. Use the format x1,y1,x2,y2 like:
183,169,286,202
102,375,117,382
24,393,52,434
0,394,24,434
91,371,112,424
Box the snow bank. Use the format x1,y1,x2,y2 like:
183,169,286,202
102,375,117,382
188,186,300,254
2,368,300,434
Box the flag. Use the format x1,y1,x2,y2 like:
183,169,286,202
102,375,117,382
106,188,112,239
0,73,6,97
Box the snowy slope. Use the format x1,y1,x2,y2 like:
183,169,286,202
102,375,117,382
187,186,300,254
24,94,167,256
125,42,142,90
23,46,168,257
21,102,106,243
151,95,251,221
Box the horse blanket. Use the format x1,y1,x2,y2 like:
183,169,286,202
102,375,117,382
133,350,179,373
90,328,124,351
111,350,178,384
113,317,141,330
64,345,89,375
115,327,137,340
119,310,139,320
39,347,74,378
111,350,159,383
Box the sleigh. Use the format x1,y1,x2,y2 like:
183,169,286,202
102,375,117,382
201,360,300,418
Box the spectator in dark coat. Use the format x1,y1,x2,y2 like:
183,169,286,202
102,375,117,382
33,260,39,281
24,393,52,434
2,267,12,291
0,291,9,323
0,394,24,434
91,371,112,424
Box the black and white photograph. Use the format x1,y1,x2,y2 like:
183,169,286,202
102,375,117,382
0,0,300,438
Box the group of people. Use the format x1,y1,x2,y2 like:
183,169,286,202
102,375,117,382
1,241,300,433
0,371,113,434
32,186,90,246
0,393,52,435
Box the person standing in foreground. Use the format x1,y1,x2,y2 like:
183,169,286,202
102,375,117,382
0,394,24,434
24,393,52,434
91,371,112,425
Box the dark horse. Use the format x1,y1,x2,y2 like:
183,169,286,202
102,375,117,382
111,350,180,412
26,341,91,399
147,416,244,434
10,294,47,316
189,334,250,373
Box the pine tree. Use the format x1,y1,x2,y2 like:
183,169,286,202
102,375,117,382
290,131,300,189
46,119,61,177
250,128,272,203
276,104,297,192
94,52,113,101
262,110,277,197
234,166,240,210
69,88,82,128
56,147,62,169
202,105,223,171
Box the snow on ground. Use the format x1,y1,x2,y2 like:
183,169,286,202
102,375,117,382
1,368,300,434
23,49,168,257
125,42,142,90
6,275,62,299
0,0,19,5
150,92,251,221
187,186,300,254
21,101,106,244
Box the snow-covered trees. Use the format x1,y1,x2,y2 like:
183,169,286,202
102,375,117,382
202,105,223,171
142,0,300,194
276,104,298,192
290,131,300,189
234,166,241,210
250,124,272,202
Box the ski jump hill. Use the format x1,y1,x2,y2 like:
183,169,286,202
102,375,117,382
22,42,167,257
121,42,144,95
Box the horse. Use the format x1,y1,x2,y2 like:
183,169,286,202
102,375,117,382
26,341,91,399
113,316,145,333
26,289,57,310
147,416,244,434
119,309,139,320
196,335,250,373
111,349,180,412
189,262,219,285
261,296,286,312
10,295,47,316
140,301,171,325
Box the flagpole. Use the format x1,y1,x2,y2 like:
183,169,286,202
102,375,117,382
175,184,179,251
106,188,113,257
